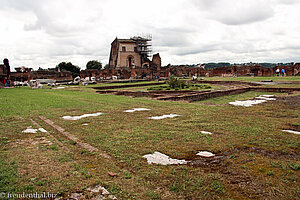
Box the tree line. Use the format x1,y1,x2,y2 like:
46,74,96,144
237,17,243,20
53,60,109,78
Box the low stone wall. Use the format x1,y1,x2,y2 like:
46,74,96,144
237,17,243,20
92,82,165,90
94,83,300,103
250,87,300,93
96,90,211,94
101,79,151,84
157,87,300,102
196,80,260,86
157,88,250,102
96,90,211,98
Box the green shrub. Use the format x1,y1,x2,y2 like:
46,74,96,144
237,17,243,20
168,76,187,89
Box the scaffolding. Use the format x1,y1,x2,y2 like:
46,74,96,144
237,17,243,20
131,35,152,58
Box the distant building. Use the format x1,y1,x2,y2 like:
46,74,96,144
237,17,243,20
108,36,153,69
15,66,32,73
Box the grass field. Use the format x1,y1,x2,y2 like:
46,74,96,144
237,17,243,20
0,83,299,199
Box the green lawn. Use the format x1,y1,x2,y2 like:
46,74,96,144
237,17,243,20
0,87,299,199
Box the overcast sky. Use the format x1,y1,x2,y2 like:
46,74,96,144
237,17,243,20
1,0,300,70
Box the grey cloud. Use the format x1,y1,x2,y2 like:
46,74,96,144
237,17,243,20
216,9,274,25
1,0,103,37
174,44,219,56
191,0,274,25
154,28,195,47
190,0,218,10
276,0,300,4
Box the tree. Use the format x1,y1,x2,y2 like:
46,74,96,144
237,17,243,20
55,62,80,78
3,58,10,77
86,60,102,70
103,64,110,69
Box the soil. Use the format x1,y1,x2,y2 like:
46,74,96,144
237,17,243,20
181,145,300,199
275,95,300,110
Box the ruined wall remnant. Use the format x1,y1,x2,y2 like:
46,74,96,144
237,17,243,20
152,53,161,71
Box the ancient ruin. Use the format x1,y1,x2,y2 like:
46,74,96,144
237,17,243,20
1,37,300,86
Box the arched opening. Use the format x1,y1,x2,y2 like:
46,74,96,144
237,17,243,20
129,57,132,68
142,63,149,68
127,56,134,68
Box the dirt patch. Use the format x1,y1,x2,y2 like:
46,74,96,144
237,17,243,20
30,119,68,151
275,95,300,110
185,154,269,199
290,124,300,132
182,146,294,199
227,146,300,160
8,137,53,148
39,116,110,158
55,185,117,200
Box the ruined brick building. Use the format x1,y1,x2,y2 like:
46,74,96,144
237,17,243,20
109,36,153,69
105,36,161,79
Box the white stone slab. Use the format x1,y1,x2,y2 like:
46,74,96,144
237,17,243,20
196,151,215,157
38,128,48,133
229,95,276,107
143,151,188,165
200,131,213,135
282,130,300,135
229,100,266,107
124,108,151,113
148,114,181,120
260,95,275,98
22,127,48,133
52,87,66,89
82,123,89,126
255,96,276,100
62,112,103,120
22,127,38,133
